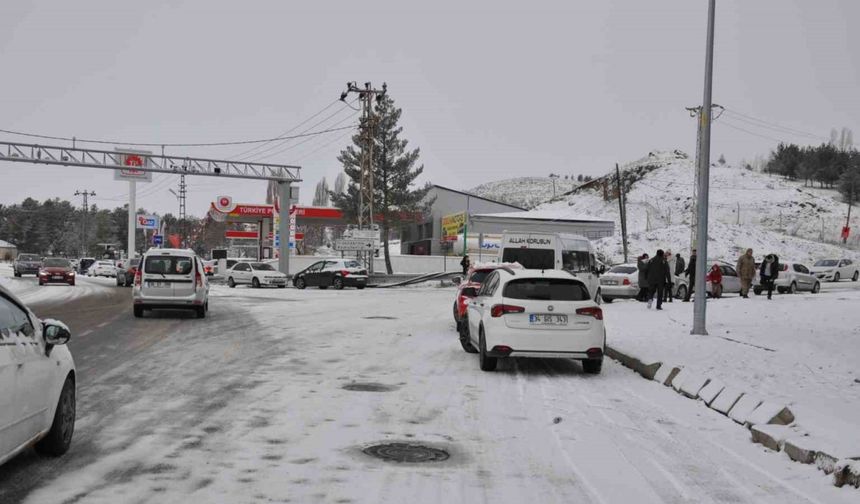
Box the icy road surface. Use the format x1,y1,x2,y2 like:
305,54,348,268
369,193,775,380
0,278,855,503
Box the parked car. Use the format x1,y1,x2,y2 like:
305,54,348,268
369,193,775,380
38,258,76,286
0,284,76,466
753,261,820,295
292,259,368,290
77,257,96,275
226,262,287,288
13,253,42,277
598,263,689,302
87,261,117,278
809,259,859,283
115,258,141,287
203,260,215,276
132,248,209,318
464,268,605,373
453,264,514,336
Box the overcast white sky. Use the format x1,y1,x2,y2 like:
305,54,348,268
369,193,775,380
1,0,857,216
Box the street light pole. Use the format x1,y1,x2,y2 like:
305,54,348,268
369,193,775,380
692,0,716,336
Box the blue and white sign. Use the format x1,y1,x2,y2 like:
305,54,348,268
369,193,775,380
153,234,163,246
136,214,159,229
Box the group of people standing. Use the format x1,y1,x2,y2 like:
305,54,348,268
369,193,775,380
636,247,783,308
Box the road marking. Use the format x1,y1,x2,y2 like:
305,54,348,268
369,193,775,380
79,329,94,337
97,321,110,328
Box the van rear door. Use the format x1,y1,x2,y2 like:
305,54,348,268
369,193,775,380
142,254,194,297
500,233,557,269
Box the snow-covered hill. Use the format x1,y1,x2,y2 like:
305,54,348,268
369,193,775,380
469,177,579,209
530,150,859,264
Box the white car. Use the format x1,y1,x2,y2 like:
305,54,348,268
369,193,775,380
88,261,116,277
0,284,76,466
464,268,605,373
226,262,287,288
599,263,689,302
132,248,210,318
809,259,859,283
753,261,820,295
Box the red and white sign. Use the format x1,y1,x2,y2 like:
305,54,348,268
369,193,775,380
214,195,236,213
225,230,259,240
229,204,274,218
842,226,851,240
113,149,153,182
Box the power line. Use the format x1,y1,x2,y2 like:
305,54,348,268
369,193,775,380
717,119,786,143
254,115,359,163
722,108,827,141
291,128,356,163
0,124,356,148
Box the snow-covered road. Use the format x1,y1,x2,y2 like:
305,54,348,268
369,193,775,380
1,281,852,503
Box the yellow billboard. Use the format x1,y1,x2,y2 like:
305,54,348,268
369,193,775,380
441,212,466,241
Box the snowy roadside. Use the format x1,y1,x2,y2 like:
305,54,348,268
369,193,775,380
0,263,117,305
602,289,860,485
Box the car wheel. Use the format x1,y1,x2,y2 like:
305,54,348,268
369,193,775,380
295,277,306,290
601,296,614,303
252,277,261,289
357,285,365,290
333,276,344,290
277,284,286,288
227,277,236,288
834,272,841,282
676,284,688,300
133,305,144,318
753,287,762,295
582,358,603,374
853,271,859,282
196,306,206,319
777,287,786,294
478,328,497,372
34,376,75,456
460,321,478,354
811,282,820,294
789,282,797,294
38,281,44,286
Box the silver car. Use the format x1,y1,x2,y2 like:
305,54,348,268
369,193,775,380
132,248,210,318
599,263,689,302
753,261,820,295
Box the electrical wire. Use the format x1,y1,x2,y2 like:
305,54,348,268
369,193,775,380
716,119,787,143
252,114,359,163
291,128,356,164
722,108,827,141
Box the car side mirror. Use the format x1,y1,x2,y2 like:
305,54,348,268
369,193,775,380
43,319,71,346
452,276,462,285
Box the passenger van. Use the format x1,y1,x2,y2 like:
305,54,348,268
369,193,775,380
132,248,210,318
498,232,601,302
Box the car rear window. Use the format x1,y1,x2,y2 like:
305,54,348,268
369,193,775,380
503,278,589,301
144,256,193,275
43,258,70,268
609,265,636,274
344,260,362,268
501,249,555,270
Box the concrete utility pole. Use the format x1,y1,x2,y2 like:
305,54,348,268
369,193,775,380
74,190,96,256
339,81,387,274
692,0,716,336
128,181,136,259
616,163,629,263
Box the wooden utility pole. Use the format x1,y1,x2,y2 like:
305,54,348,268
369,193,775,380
615,164,629,263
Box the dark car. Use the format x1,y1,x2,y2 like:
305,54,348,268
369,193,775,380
116,258,141,287
38,258,76,286
292,259,368,290
13,253,42,277
78,257,96,274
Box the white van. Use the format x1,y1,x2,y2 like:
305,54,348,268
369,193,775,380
498,232,601,301
132,248,210,318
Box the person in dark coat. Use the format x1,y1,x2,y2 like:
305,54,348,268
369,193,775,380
759,254,780,300
460,254,471,276
636,253,650,301
646,249,671,310
683,248,697,302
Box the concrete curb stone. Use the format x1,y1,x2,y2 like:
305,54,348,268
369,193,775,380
698,379,725,406
746,401,795,426
728,394,763,426
678,374,710,399
653,363,681,387
750,424,793,452
710,387,744,416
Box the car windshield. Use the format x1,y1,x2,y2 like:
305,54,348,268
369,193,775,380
252,263,275,271
469,269,493,283
43,258,70,268
144,256,193,275
503,278,589,301
609,265,637,274
19,254,40,262
814,260,838,267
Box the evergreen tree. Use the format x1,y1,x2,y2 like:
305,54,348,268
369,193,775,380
312,177,330,206
333,172,347,195
330,94,431,274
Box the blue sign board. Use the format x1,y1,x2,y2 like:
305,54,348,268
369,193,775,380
153,234,163,246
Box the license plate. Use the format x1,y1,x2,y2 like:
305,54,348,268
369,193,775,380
529,314,568,326
603,280,618,285
53,276,63,280
147,281,169,288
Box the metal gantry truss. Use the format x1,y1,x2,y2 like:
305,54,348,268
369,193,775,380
0,141,301,182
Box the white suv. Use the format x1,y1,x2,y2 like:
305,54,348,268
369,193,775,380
132,248,210,318
464,268,605,373
753,261,820,295
0,285,76,466
809,259,859,283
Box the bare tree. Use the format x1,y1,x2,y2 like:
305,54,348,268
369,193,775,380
312,177,330,207
333,172,347,196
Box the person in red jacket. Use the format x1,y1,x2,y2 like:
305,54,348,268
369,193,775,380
706,263,723,298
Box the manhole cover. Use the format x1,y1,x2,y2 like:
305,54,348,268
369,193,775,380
362,316,398,320
363,443,449,463
342,383,397,392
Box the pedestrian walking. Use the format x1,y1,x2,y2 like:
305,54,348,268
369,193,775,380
646,249,671,310
707,263,723,298
664,249,675,303
736,248,756,298
637,253,650,301
683,248,697,302
460,254,471,276
760,254,780,300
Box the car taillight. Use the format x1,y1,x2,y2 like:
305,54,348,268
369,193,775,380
134,269,142,286
195,269,203,289
340,269,350,277
576,307,603,320
622,278,630,285
491,304,525,317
